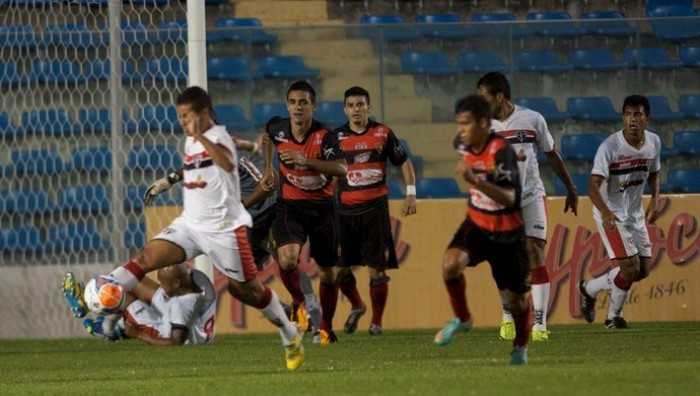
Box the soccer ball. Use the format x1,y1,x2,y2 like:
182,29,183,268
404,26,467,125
83,277,126,315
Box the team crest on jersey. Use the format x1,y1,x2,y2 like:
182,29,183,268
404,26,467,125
354,152,371,163
274,131,288,142
515,130,530,143
337,132,347,140
494,163,513,182
323,147,335,159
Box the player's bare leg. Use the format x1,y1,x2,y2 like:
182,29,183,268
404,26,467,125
368,267,389,335
434,248,472,346
229,277,304,371
277,243,310,328
104,240,187,293
336,267,367,334
527,237,550,341
317,266,339,345
501,289,530,365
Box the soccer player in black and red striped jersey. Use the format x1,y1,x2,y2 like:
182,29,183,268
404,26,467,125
434,94,531,365
333,86,417,336
265,81,348,345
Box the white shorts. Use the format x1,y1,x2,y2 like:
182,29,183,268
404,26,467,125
153,216,258,282
596,219,651,259
124,288,170,338
522,197,547,241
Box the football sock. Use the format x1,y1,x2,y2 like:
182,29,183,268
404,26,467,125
279,267,305,306
107,260,145,291
370,276,389,326
260,288,297,345
513,304,531,348
608,273,631,320
585,266,619,297
319,281,339,332
530,266,550,329
338,272,365,310
444,274,471,323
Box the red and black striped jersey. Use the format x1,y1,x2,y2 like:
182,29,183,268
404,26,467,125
457,133,524,242
335,120,407,208
266,117,340,202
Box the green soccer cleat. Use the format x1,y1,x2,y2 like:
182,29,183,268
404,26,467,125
531,328,550,342
62,272,88,318
434,318,472,347
510,346,528,365
499,319,516,341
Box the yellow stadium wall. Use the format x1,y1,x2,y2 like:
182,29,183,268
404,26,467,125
145,195,700,334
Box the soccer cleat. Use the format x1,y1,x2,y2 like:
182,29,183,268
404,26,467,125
604,317,629,329
290,303,310,333
344,304,367,334
369,323,383,336
579,280,596,323
434,318,472,346
499,319,516,341
284,333,305,372
531,328,550,342
62,272,87,318
510,346,528,365
318,329,338,346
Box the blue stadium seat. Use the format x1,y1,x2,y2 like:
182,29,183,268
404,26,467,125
44,23,105,48
45,223,105,253
0,61,23,86
648,5,700,41
211,18,277,45
415,13,472,40
85,59,140,83
360,14,421,42
58,185,110,213
78,108,136,134
127,145,182,172
253,103,287,127
559,133,606,161
0,227,41,252
569,49,626,71
680,94,700,118
667,169,700,193
137,105,181,133
623,48,683,70
144,58,188,82
214,104,253,132
581,11,637,37
680,46,700,67
0,112,19,139
416,178,462,198
11,149,65,175
513,97,569,122
254,56,319,79
554,173,590,196
647,96,684,121
0,189,52,214
28,60,84,85
514,51,572,73
567,97,620,122
401,51,459,76
20,108,76,136
157,20,187,42
315,101,346,129
388,178,404,199
0,25,38,48
457,51,507,73
208,57,252,81
672,130,700,155
124,222,146,250
469,11,517,37
72,147,112,172
526,11,584,38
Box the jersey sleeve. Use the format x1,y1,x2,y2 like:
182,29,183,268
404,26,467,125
265,116,284,143
168,294,198,328
535,113,555,153
320,131,341,161
651,134,661,173
213,127,237,158
494,143,522,205
591,141,610,178
385,130,408,166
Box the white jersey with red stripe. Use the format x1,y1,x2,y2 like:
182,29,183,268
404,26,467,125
181,125,252,232
591,130,661,223
490,105,554,206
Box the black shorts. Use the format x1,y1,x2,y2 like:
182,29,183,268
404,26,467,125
272,199,338,267
448,219,530,294
250,204,277,270
338,198,397,269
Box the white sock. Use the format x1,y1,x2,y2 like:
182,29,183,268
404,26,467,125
107,266,140,291
608,280,628,320
501,306,513,322
531,282,550,330
261,289,298,345
585,266,619,297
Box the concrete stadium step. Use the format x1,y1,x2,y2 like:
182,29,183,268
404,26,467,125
234,1,329,26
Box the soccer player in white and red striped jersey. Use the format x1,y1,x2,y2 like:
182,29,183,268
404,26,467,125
579,95,661,329
477,72,579,341
95,87,305,371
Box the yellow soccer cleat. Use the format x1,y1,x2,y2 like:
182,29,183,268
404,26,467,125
319,329,338,347
499,319,516,341
284,333,305,372
291,304,310,333
531,328,550,341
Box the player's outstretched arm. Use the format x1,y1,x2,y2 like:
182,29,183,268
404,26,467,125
143,170,183,206
124,321,187,346
546,150,578,215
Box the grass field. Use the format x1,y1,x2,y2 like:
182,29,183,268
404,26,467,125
1,322,699,395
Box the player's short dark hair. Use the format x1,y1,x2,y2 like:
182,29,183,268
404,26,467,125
344,86,370,105
622,95,650,116
286,80,316,104
455,94,492,122
476,71,511,100
176,86,213,113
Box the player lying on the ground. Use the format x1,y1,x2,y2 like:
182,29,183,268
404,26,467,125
63,264,216,346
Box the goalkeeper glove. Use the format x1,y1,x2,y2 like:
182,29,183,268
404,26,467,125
143,171,182,206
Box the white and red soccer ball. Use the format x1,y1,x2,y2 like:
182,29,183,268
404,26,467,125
83,277,126,315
